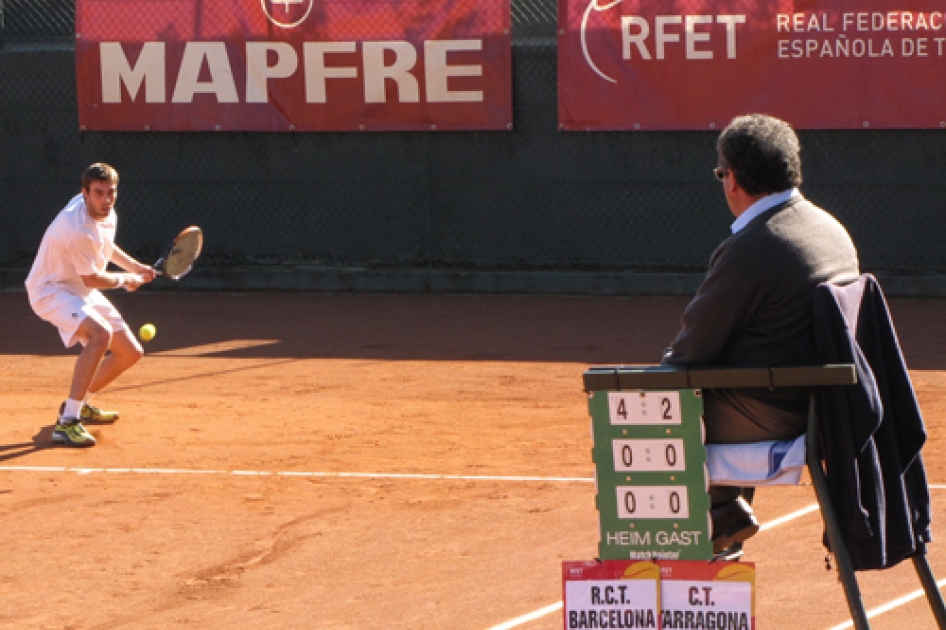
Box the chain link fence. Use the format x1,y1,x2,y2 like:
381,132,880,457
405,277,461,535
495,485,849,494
1,0,74,42
2,0,946,289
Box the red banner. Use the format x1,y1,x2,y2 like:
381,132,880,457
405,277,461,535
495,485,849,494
559,0,946,130
76,0,511,132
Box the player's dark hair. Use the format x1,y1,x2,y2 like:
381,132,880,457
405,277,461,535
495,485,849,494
716,114,802,196
81,163,119,191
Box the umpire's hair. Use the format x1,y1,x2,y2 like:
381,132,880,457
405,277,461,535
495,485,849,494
81,163,119,191
717,114,802,196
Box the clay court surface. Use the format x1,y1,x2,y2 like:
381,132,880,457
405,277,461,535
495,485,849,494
1,290,945,629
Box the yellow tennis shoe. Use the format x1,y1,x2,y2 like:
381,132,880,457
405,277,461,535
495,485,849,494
52,419,97,447
58,402,120,424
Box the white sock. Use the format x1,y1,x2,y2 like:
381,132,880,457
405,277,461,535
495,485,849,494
62,398,84,421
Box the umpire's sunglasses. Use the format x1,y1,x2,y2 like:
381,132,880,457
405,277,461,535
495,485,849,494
713,166,729,181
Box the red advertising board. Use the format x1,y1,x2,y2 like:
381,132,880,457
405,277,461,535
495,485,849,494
559,0,946,130
76,0,512,132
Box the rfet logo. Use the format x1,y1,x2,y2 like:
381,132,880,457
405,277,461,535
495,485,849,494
579,0,747,84
581,0,624,83
261,0,314,28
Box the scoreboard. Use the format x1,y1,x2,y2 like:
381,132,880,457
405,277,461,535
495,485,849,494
586,376,713,561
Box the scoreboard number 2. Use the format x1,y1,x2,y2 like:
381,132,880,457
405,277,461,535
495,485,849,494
608,392,682,425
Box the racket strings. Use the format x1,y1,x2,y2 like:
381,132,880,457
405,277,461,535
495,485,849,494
162,230,203,279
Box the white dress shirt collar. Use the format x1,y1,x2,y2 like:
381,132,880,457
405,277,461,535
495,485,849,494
731,188,801,234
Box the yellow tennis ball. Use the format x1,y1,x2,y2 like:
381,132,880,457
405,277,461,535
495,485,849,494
139,323,156,342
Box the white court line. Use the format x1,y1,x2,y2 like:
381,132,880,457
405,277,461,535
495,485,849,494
488,602,563,630
0,465,593,484
760,503,820,530
827,578,946,630
485,501,825,630
2,465,941,488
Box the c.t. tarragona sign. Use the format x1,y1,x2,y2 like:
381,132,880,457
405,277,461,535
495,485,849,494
76,0,512,131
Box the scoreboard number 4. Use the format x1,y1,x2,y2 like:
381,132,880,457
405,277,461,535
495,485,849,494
608,392,682,425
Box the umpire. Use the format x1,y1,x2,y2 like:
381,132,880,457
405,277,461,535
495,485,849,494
661,114,860,555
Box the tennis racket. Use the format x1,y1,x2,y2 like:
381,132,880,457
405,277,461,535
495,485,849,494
154,226,203,280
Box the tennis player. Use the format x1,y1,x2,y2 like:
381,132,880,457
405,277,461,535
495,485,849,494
25,163,156,447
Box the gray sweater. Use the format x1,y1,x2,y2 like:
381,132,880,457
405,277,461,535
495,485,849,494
663,194,860,442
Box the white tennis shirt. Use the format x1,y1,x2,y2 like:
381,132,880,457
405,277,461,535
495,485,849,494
25,193,117,305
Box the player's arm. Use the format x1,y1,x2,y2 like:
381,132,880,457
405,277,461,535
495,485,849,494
80,269,146,292
78,245,154,291
110,244,157,283
70,235,148,292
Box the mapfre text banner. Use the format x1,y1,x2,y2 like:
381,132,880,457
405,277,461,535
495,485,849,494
76,0,511,131
559,0,946,130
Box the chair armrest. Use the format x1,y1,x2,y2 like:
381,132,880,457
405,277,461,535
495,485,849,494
582,364,856,392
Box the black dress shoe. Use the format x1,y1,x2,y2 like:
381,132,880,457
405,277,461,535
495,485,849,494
713,542,744,562
711,496,760,554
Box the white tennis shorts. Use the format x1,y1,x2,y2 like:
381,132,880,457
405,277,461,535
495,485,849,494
30,289,127,348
